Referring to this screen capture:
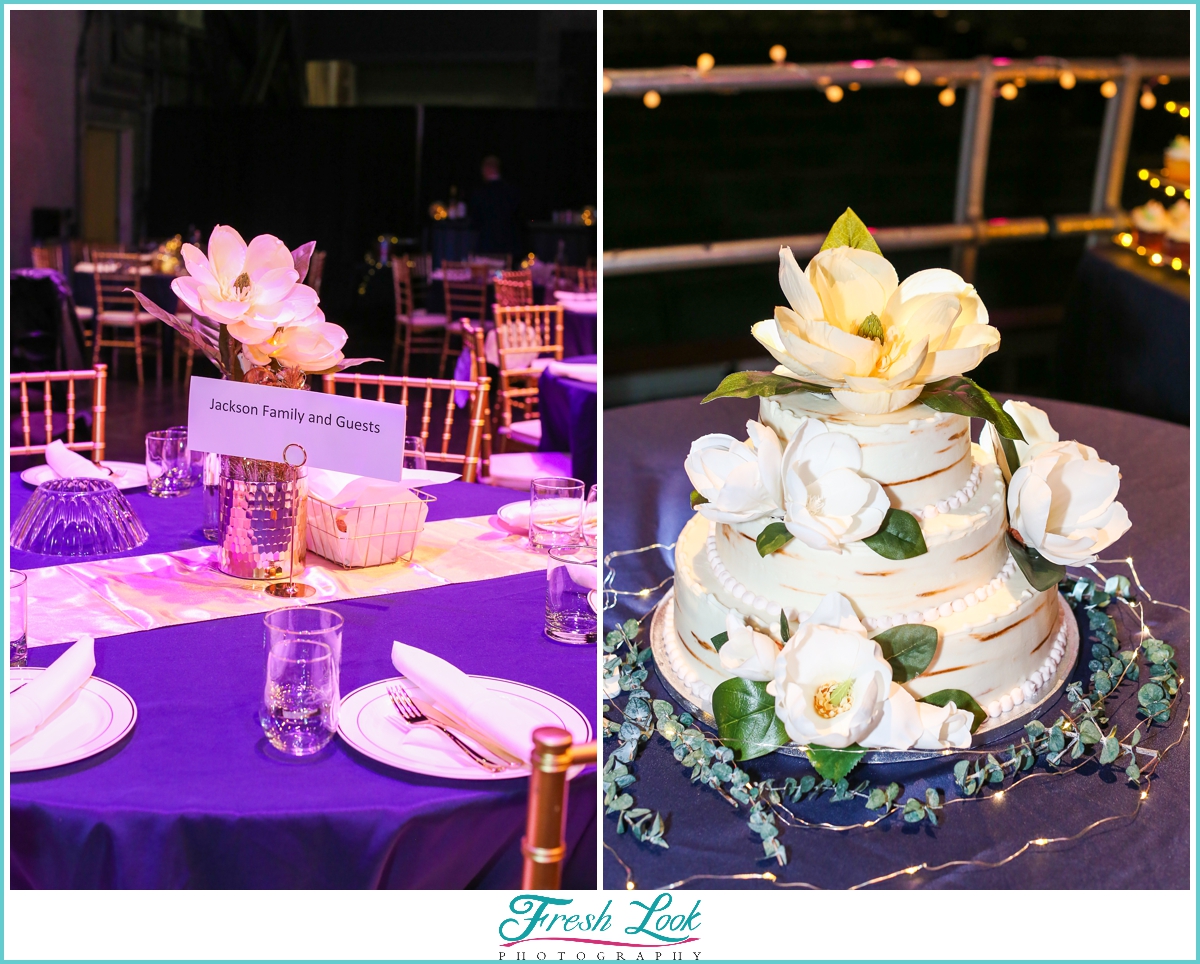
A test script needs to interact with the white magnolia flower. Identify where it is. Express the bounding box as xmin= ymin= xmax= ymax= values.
xmin=979 ymin=399 xmax=1060 ymax=478
xmin=684 ymin=421 xmax=783 ymax=523
xmin=769 ymin=593 xmax=891 ymax=749
xmin=171 ymin=225 xmax=320 ymax=346
xmin=913 ymin=698 xmax=973 ymax=750
xmin=780 ymin=416 xmax=890 ymax=551
xmin=751 ymin=247 xmax=1000 ymax=414
xmin=1008 ymin=440 xmax=1131 ymax=566
xmin=718 ymin=612 xmax=779 ymax=682
xmin=242 ymin=308 xmax=349 ymax=373
xmin=858 ymin=682 xmax=923 ymax=750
